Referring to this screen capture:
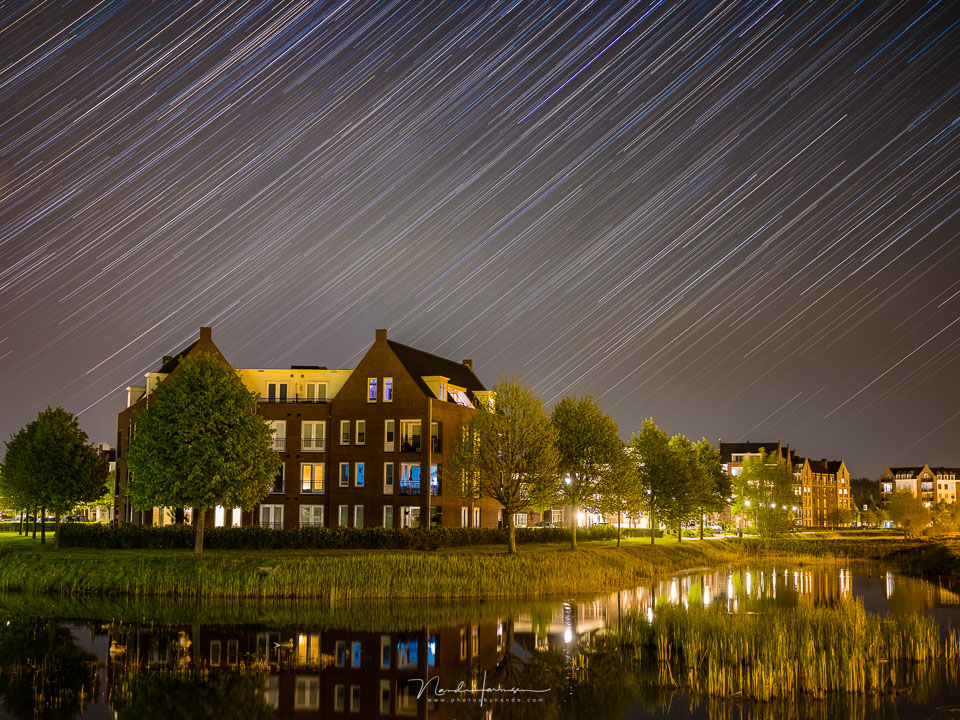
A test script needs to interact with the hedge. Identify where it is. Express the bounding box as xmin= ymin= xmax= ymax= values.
xmin=57 ymin=523 xmax=660 ymax=550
